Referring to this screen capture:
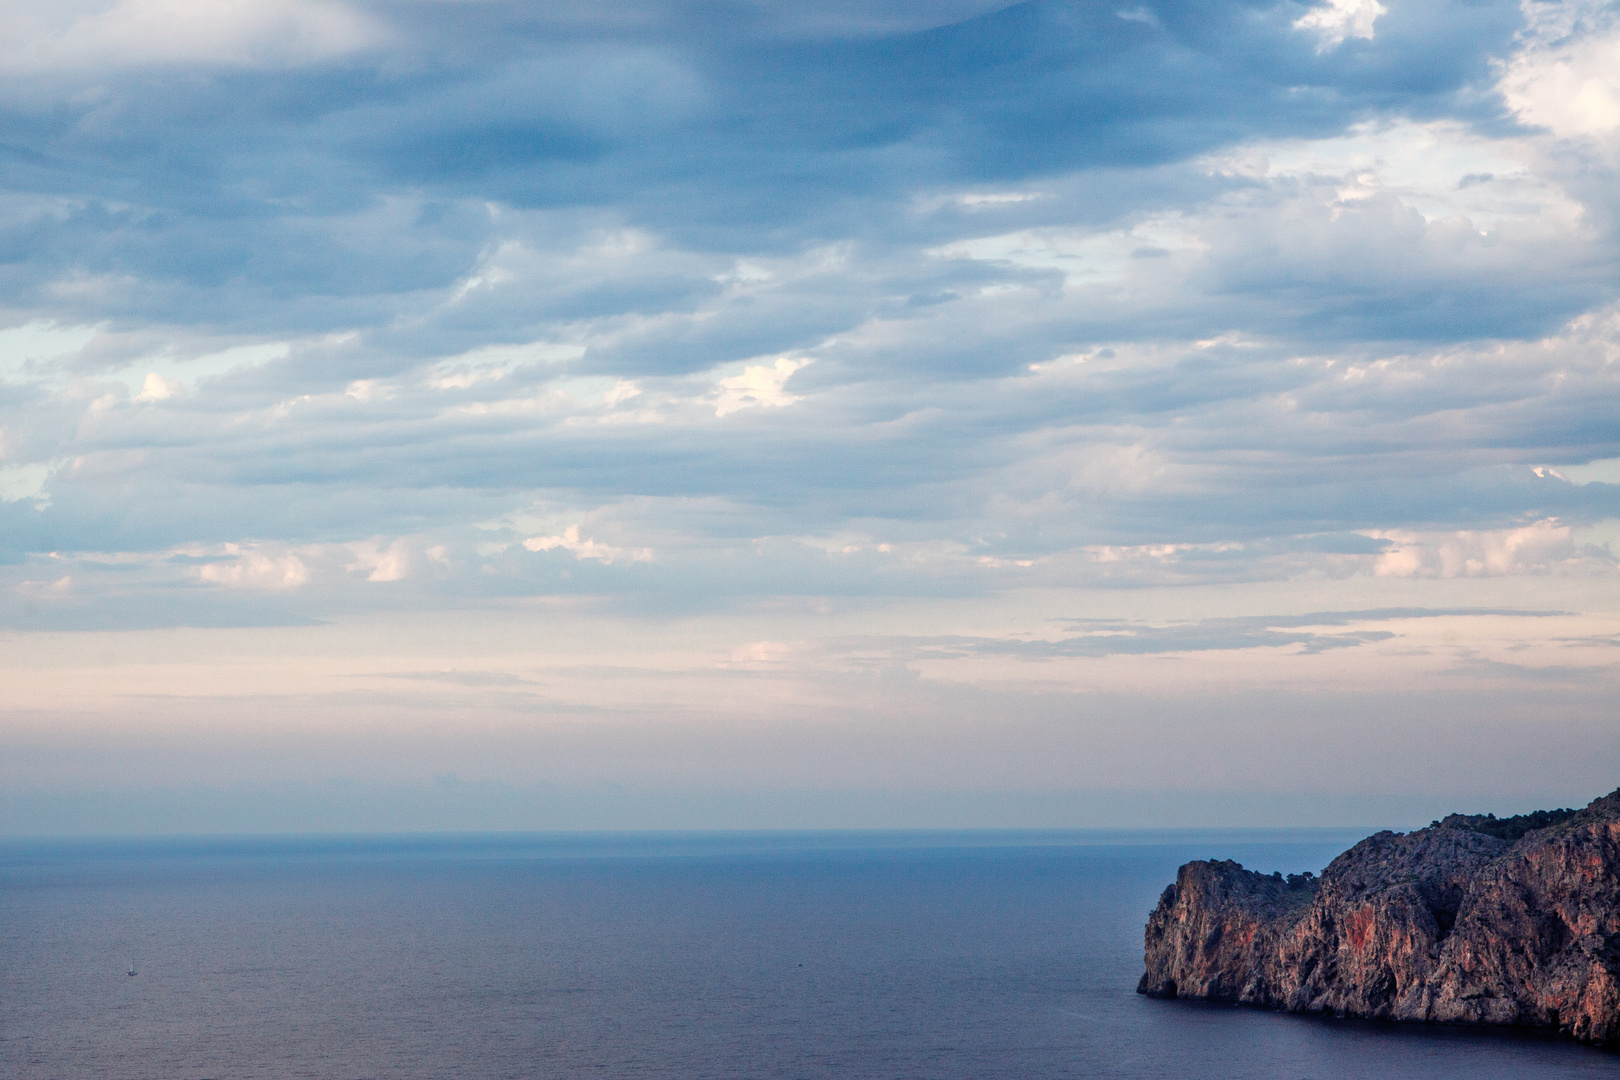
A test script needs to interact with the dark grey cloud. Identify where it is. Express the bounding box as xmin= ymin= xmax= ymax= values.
xmin=0 ymin=0 xmax=1530 ymax=324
